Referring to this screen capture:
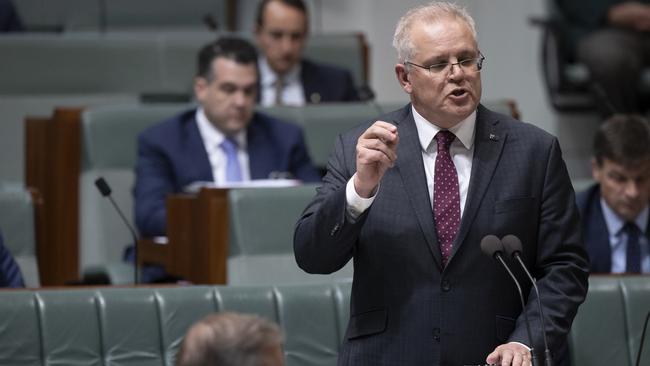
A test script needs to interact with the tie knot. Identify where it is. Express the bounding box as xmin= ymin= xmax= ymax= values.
xmin=624 ymin=222 xmax=641 ymax=236
xmin=435 ymin=130 xmax=456 ymax=152
xmin=220 ymin=137 xmax=238 ymax=154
